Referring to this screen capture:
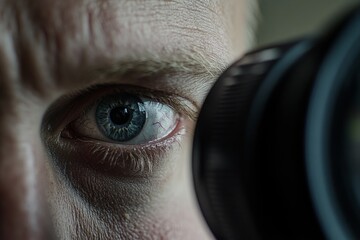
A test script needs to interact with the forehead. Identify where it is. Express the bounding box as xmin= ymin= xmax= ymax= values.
xmin=1 ymin=0 xmax=238 ymax=94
